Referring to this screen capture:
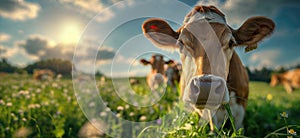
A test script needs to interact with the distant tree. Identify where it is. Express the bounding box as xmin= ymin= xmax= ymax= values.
xmin=246 ymin=66 xmax=273 ymax=82
xmin=245 ymin=66 xmax=252 ymax=76
xmin=292 ymin=64 xmax=300 ymax=69
xmin=273 ymin=66 xmax=286 ymax=74
xmin=0 ymin=58 xmax=18 ymax=73
xmin=95 ymin=70 xmax=103 ymax=77
xmin=24 ymin=58 xmax=72 ymax=76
